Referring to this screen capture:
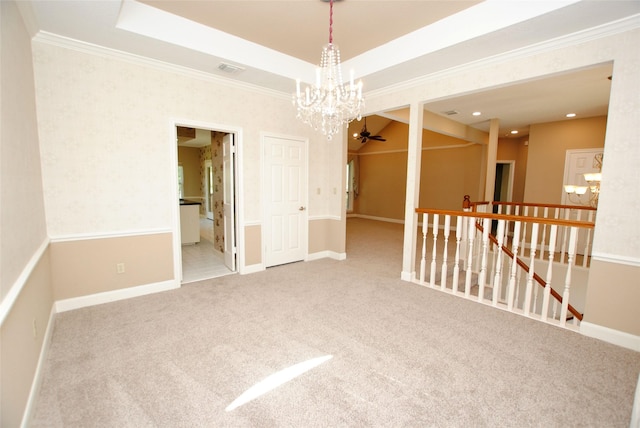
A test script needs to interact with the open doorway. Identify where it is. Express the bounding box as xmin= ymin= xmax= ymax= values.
xmin=494 ymin=161 xmax=514 ymax=204
xmin=175 ymin=125 xmax=238 ymax=283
